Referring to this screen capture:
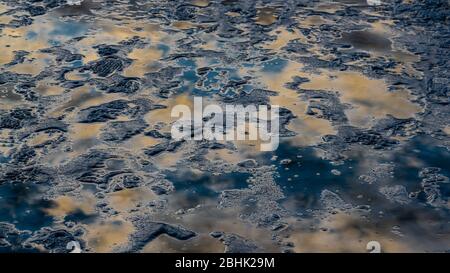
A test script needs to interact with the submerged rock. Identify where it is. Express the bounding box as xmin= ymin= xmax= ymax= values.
xmin=100 ymin=120 xmax=148 ymax=142
xmin=419 ymin=167 xmax=449 ymax=208
xmin=82 ymin=57 xmax=129 ymax=77
xmin=26 ymin=229 xmax=81 ymax=253
xmin=213 ymin=233 xmax=261 ymax=253
xmin=122 ymin=218 xmax=196 ymax=252
xmin=379 ymin=185 xmax=411 ymax=205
